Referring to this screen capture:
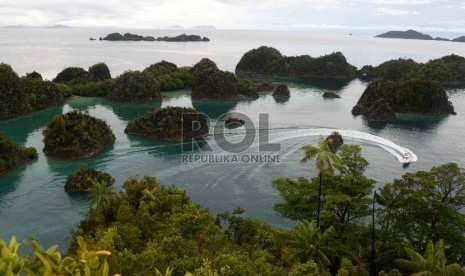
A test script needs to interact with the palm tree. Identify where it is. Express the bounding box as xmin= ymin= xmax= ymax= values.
xmin=396 ymin=240 xmax=465 ymax=276
xmin=88 ymin=180 xmax=113 ymax=211
xmin=301 ymin=135 xmax=343 ymax=227
xmin=290 ymin=220 xmax=341 ymax=272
